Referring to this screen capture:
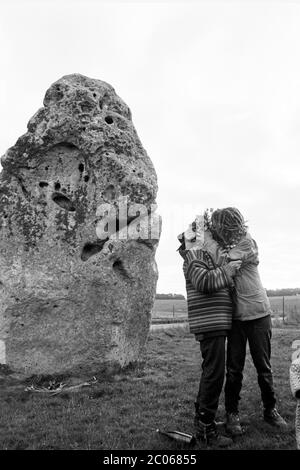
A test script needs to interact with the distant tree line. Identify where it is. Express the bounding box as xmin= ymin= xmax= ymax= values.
xmin=156 ymin=289 xmax=300 ymax=299
xmin=266 ymin=288 xmax=300 ymax=297
xmin=156 ymin=293 xmax=186 ymax=300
